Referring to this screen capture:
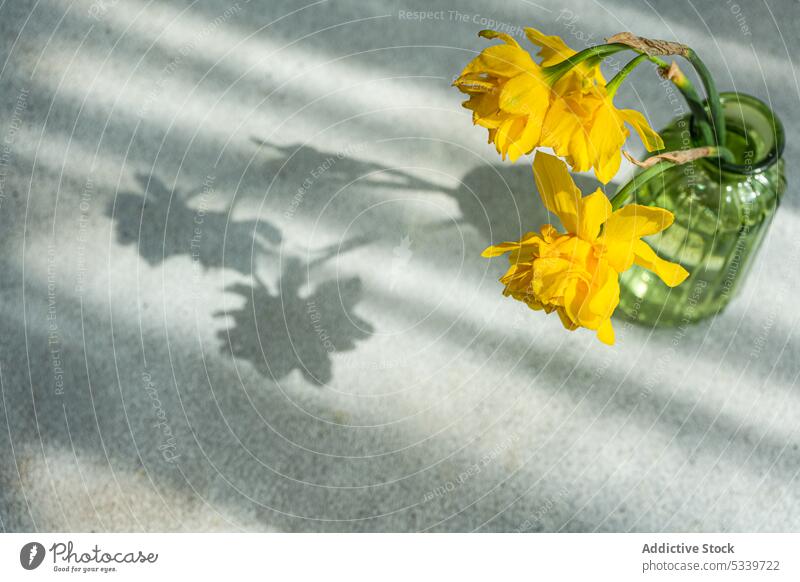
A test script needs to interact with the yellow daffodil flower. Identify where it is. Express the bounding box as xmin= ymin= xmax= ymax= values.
xmin=542 ymin=83 xmax=665 ymax=183
xmin=482 ymin=152 xmax=689 ymax=345
xmin=524 ymin=27 xmax=605 ymax=92
xmin=455 ymin=27 xmax=664 ymax=183
xmin=453 ymin=27 xmax=603 ymax=162
xmin=529 ymin=29 xmax=664 ymax=183
xmin=453 ymin=30 xmax=551 ymax=162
